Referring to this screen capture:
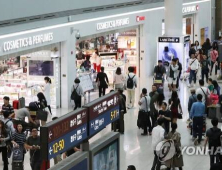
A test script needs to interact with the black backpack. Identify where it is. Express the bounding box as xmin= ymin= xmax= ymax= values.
xmin=71 ymin=85 xmax=81 ymax=102
xmin=127 ymin=74 xmax=135 ymax=89
xmin=208 ymin=128 xmax=221 ymax=148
